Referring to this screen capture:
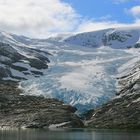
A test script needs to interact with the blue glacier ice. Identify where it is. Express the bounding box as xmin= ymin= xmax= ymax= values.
xmin=20 ymin=43 xmax=137 ymax=113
